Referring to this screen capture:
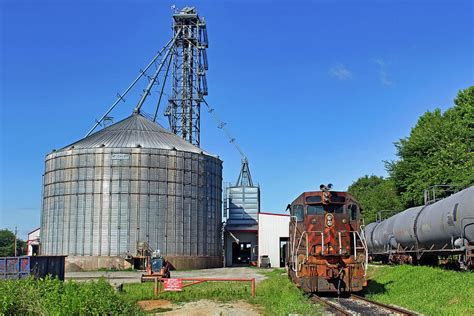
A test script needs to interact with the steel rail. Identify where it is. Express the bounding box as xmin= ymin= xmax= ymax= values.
xmin=311 ymin=295 xmax=352 ymax=316
xmin=350 ymin=294 xmax=416 ymax=315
